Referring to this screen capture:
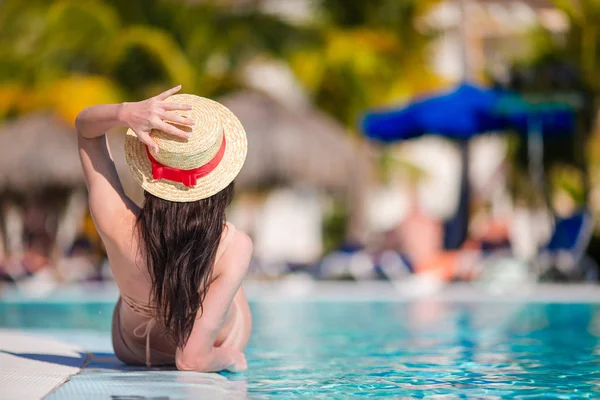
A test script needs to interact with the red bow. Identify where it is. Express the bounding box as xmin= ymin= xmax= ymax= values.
xmin=146 ymin=136 xmax=226 ymax=188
